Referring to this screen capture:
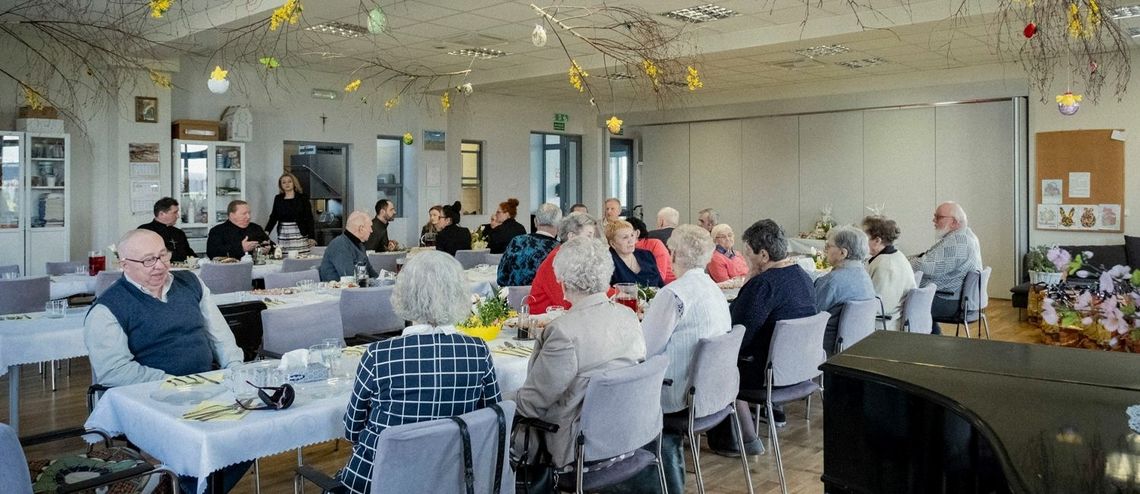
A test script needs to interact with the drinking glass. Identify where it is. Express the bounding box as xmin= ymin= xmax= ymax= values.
xmin=88 ymin=251 xmax=106 ymax=276
xmin=44 ymin=299 xmax=68 ymax=318
xmin=73 ymin=265 xmax=88 ymax=276
xmin=296 ymin=279 xmax=315 ymax=292
xmin=309 ymin=342 xmax=342 ymax=378
xmin=613 ymin=283 xmax=638 ymax=312
xmin=1 ymin=272 xmax=17 ymax=280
